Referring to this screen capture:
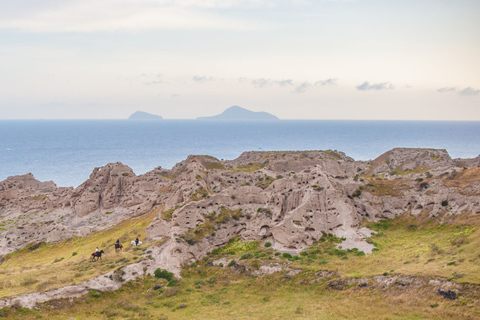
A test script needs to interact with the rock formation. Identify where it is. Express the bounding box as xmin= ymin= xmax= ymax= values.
xmin=1 ymin=148 xmax=479 ymax=273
